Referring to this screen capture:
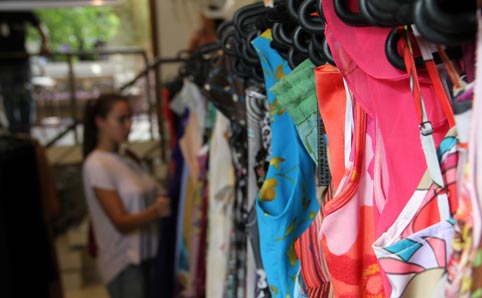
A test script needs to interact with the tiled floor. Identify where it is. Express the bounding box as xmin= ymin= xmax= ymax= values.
xmin=56 ymin=222 xmax=109 ymax=298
